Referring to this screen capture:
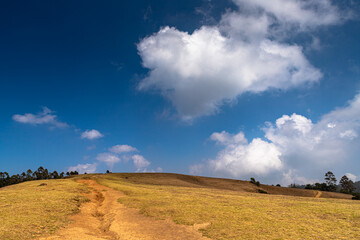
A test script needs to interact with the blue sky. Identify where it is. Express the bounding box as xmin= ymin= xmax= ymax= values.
xmin=1 ymin=0 xmax=360 ymax=185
